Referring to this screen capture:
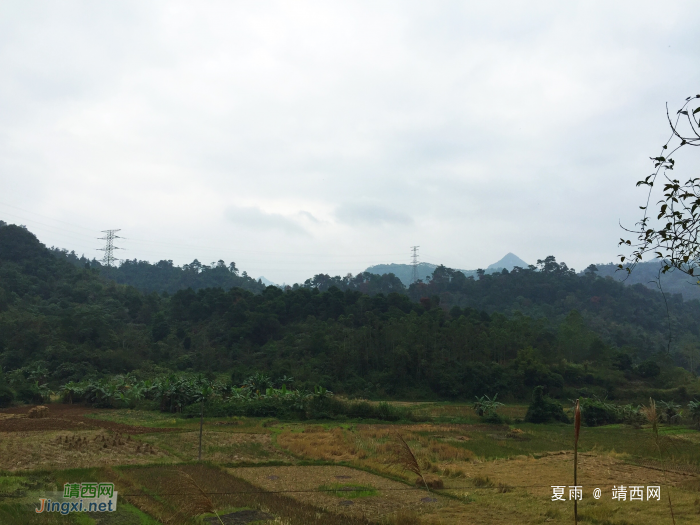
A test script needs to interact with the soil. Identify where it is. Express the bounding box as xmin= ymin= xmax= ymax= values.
xmin=0 ymin=404 xmax=179 ymax=434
